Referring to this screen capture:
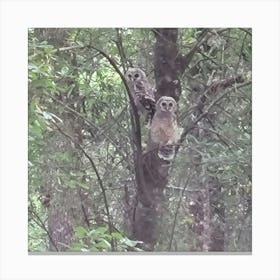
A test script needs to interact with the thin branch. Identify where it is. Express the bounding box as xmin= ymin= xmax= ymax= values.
xmin=235 ymin=33 xmax=248 ymax=74
xmin=57 ymin=43 xmax=141 ymax=151
xmin=78 ymin=188 xmax=90 ymax=228
xmin=205 ymin=117 xmax=232 ymax=150
xmin=196 ymin=50 xmax=219 ymax=65
xmin=177 ymin=29 xmax=210 ymax=74
xmin=50 ymin=96 xmax=127 ymax=160
xmin=168 ymin=177 xmax=191 ymax=250
xmin=84 ymin=46 xmax=154 ymax=210
xmin=53 ymin=122 xmax=115 ymax=251
xmin=86 ymin=45 xmax=142 ymax=151
xmin=114 ymin=28 xmax=129 ymax=72
xmin=239 ymin=28 xmax=252 ymax=36
xmin=176 ymin=80 xmax=251 ymax=154
xmin=29 ymin=200 xmax=59 ymax=251
xmin=58 ymin=43 xmax=147 ymax=214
